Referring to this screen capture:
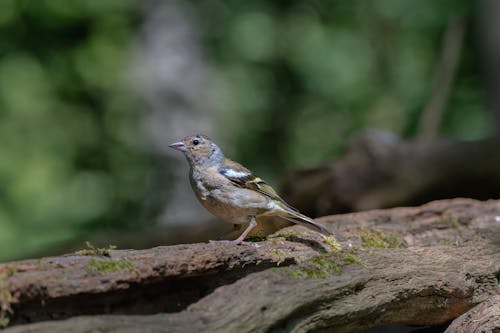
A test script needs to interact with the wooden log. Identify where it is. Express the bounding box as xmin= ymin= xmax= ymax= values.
xmin=1 ymin=198 xmax=499 ymax=332
xmin=444 ymin=296 xmax=500 ymax=333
